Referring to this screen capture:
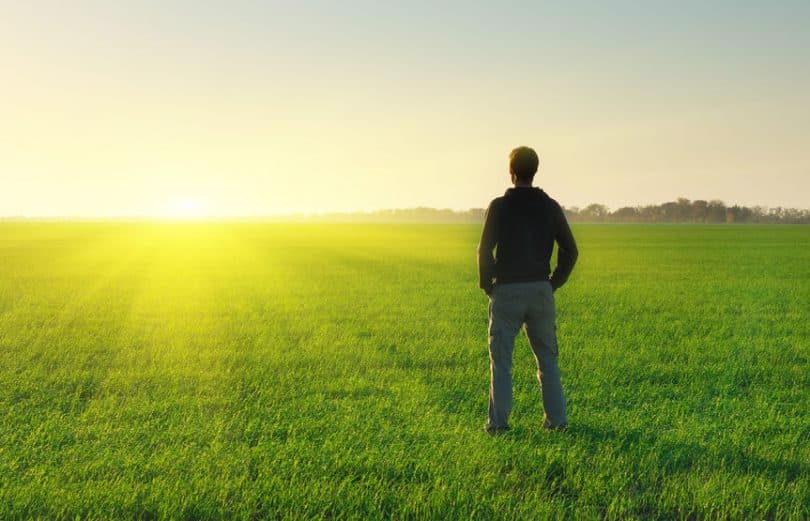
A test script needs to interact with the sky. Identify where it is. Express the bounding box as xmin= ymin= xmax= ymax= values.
xmin=2 ymin=1 xmax=809 ymax=217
